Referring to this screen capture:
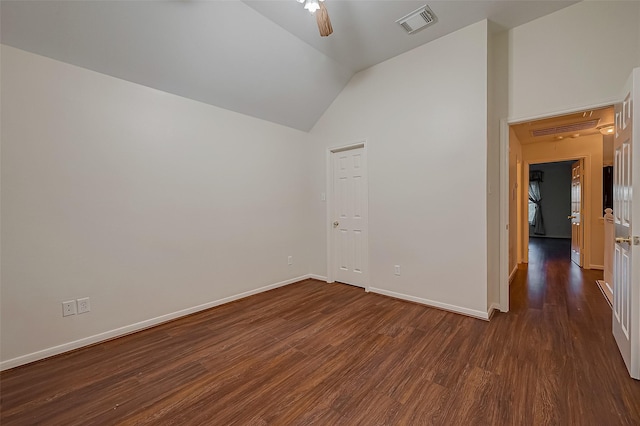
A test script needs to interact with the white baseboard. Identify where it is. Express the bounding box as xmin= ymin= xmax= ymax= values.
xmin=604 ymin=281 xmax=613 ymax=293
xmin=368 ymin=287 xmax=490 ymax=321
xmin=590 ymin=264 xmax=604 ymax=271
xmin=509 ymin=265 xmax=518 ymax=284
xmin=307 ymin=274 xmax=328 ymax=282
xmin=0 ymin=274 xmax=311 ymax=371
xmin=488 ymin=303 xmax=501 ymax=318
